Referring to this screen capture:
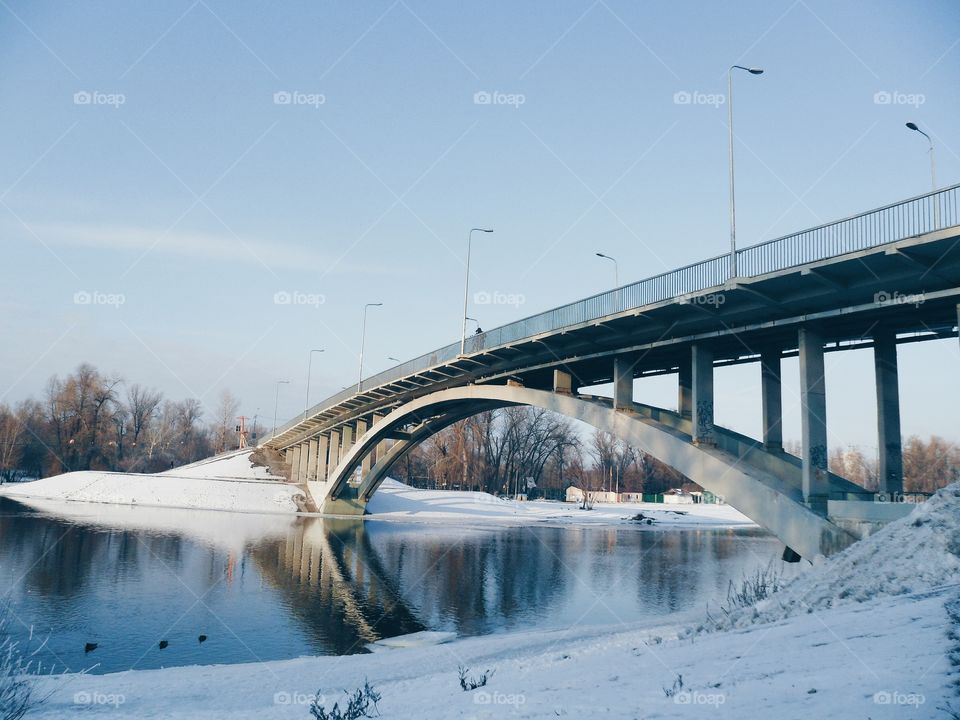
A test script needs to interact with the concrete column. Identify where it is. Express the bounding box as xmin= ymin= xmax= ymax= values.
xmin=340 ymin=425 xmax=354 ymax=459
xmin=613 ymin=357 xmax=633 ymax=411
xmin=760 ymin=348 xmax=783 ymax=451
xmin=368 ymin=414 xmax=385 ymax=467
xmin=874 ymin=329 xmax=903 ymax=494
xmin=290 ymin=445 xmax=302 ymax=481
xmin=307 ymin=438 xmax=319 ymax=481
xmin=357 ymin=419 xmax=373 ymax=473
xmin=799 ymin=327 xmax=829 ymax=511
xmin=317 ymin=434 xmax=330 ymax=480
xmin=328 ymin=429 xmax=341 ymax=472
xmin=298 ymin=442 xmax=310 ymax=483
xmin=678 ymin=349 xmax=693 ymax=419
xmin=691 ymin=344 xmax=714 ymax=445
xmin=553 ymin=369 xmax=573 ymax=394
